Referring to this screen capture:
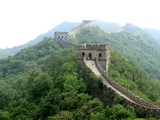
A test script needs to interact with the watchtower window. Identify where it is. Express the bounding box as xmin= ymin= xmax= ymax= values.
xmin=99 ymin=53 xmax=102 ymax=57
xmin=62 ymin=36 xmax=63 ymax=38
xmin=82 ymin=52 xmax=85 ymax=56
xmin=89 ymin=53 xmax=92 ymax=59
